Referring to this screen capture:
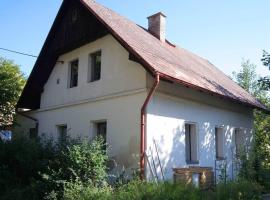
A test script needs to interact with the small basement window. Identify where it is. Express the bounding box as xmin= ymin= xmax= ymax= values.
xmin=57 ymin=124 xmax=67 ymax=141
xmin=215 ymin=127 xmax=225 ymax=160
xmin=89 ymin=51 xmax=101 ymax=82
xmin=185 ymin=123 xmax=198 ymax=164
xmin=69 ymin=59 xmax=79 ymax=88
